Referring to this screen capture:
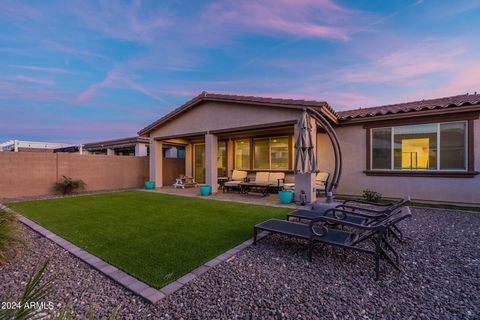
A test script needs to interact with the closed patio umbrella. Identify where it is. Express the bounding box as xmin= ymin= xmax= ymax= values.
xmin=294 ymin=111 xmax=317 ymax=174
